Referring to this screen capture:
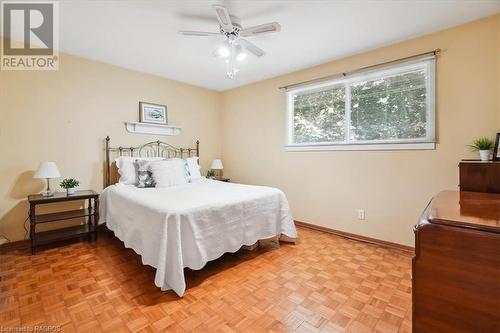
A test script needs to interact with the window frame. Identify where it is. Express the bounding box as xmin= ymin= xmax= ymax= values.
xmin=285 ymin=57 xmax=436 ymax=151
